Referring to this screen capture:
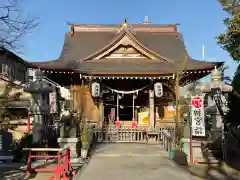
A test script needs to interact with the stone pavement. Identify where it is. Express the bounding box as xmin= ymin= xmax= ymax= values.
xmin=75 ymin=143 xmax=194 ymax=180
xmin=184 ymin=163 xmax=240 ymax=180
xmin=0 ymin=162 xmax=57 ymax=180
